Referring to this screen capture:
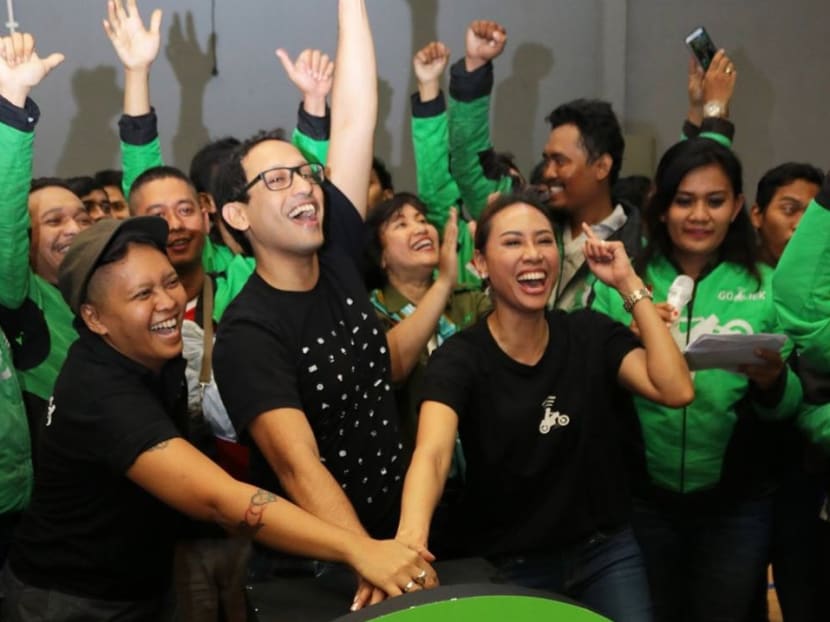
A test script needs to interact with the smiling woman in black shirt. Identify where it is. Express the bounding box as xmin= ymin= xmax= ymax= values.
xmin=395 ymin=191 xmax=694 ymax=622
